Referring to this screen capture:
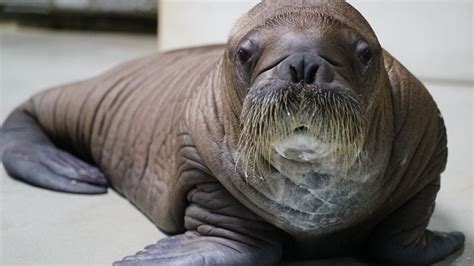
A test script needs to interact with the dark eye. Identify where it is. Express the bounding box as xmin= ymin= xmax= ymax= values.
xmin=356 ymin=41 xmax=372 ymax=65
xmin=238 ymin=47 xmax=252 ymax=63
xmin=359 ymin=48 xmax=372 ymax=65
xmin=237 ymin=39 xmax=254 ymax=64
